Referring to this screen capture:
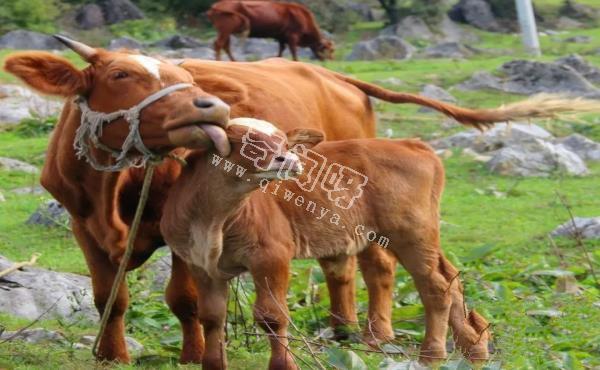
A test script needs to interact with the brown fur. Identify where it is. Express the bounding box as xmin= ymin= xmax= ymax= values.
xmin=160 ymin=125 xmax=491 ymax=368
xmin=207 ymin=1 xmax=334 ymax=61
